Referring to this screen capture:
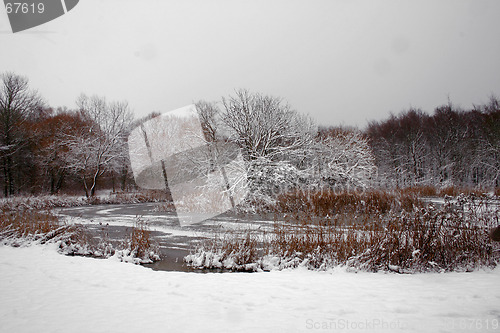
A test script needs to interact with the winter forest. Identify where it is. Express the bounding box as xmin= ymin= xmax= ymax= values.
xmin=3 ymin=0 xmax=500 ymax=329
xmin=2 ymin=73 xmax=500 ymax=333
xmin=1 ymin=71 xmax=499 ymax=199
